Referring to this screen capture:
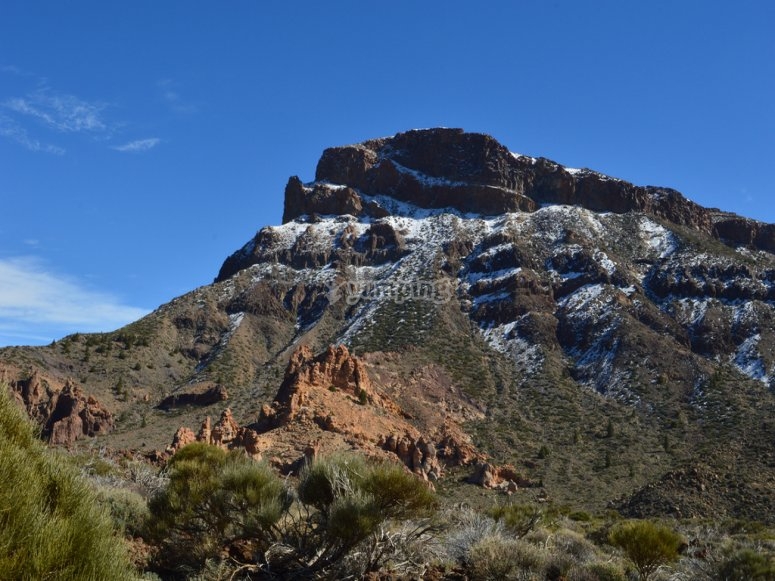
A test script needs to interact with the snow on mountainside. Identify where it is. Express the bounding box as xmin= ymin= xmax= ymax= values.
xmin=218 ymin=127 xmax=775 ymax=394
